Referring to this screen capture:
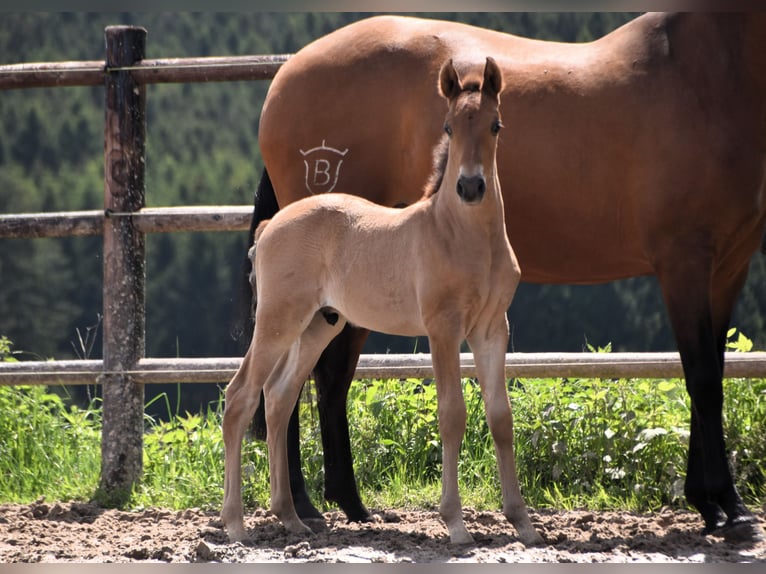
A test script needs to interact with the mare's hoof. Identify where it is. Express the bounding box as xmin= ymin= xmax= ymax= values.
xmin=299 ymin=513 xmax=328 ymax=533
xmin=346 ymin=510 xmax=373 ymax=524
xmin=327 ymin=494 xmax=371 ymax=523
xmin=703 ymin=514 xmax=765 ymax=545
xmin=293 ymin=493 xmax=324 ymax=521
xmin=717 ymin=516 xmax=765 ymax=545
